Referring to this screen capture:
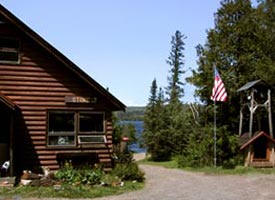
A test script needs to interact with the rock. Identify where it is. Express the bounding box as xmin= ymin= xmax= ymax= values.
xmin=29 ymin=178 xmax=55 ymax=187
xmin=53 ymin=184 xmax=62 ymax=190
xmin=20 ymin=179 xmax=32 ymax=186
xmin=0 ymin=177 xmax=15 ymax=187
xmin=42 ymin=166 xmax=50 ymax=177
xmin=100 ymin=181 xmax=109 ymax=186
xmin=21 ymin=170 xmax=40 ymax=180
